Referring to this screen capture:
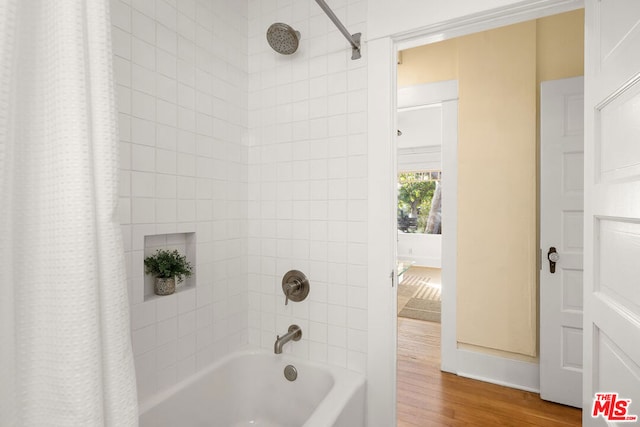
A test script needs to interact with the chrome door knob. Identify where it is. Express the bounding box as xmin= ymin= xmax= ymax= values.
xmin=547 ymin=247 xmax=560 ymax=273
